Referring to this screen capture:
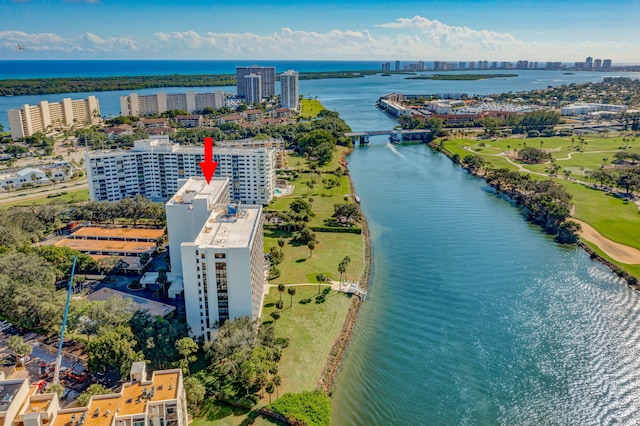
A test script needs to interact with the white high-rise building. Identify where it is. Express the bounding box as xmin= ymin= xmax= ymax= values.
xmin=244 ymin=74 xmax=262 ymax=104
xmin=166 ymin=177 xmax=265 ymax=341
xmin=85 ymin=136 xmax=277 ymax=204
xmin=8 ymin=96 xmax=100 ymax=140
xmin=166 ymin=177 xmax=230 ymax=277
xmin=280 ymin=70 xmax=299 ymax=110
xmin=120 ymin=91 xmax=226 ymax=117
